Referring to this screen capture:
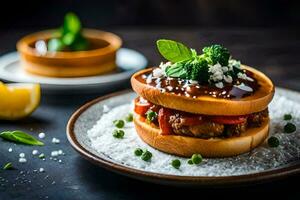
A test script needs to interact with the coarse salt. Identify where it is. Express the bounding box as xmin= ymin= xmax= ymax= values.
xmin=38 ymin=132 xmax=46 ymax=139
